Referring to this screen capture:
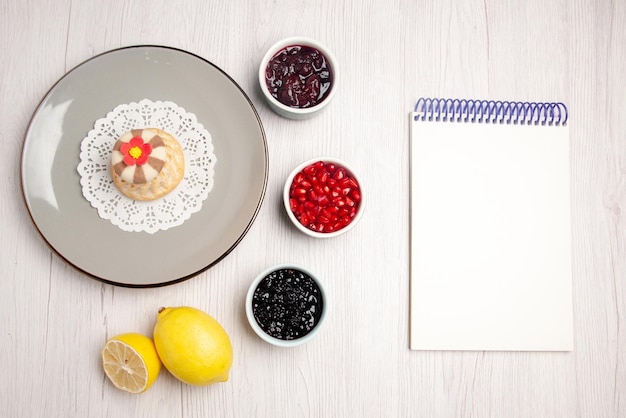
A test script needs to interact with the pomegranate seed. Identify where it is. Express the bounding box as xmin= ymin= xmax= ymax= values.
xmin=333 ymin=168 xmax=346 ymax=180
xmin=338 ymin=178 xmax=351 ymax=188
xmin=288 ymin=161 xmax=361 ymax=233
